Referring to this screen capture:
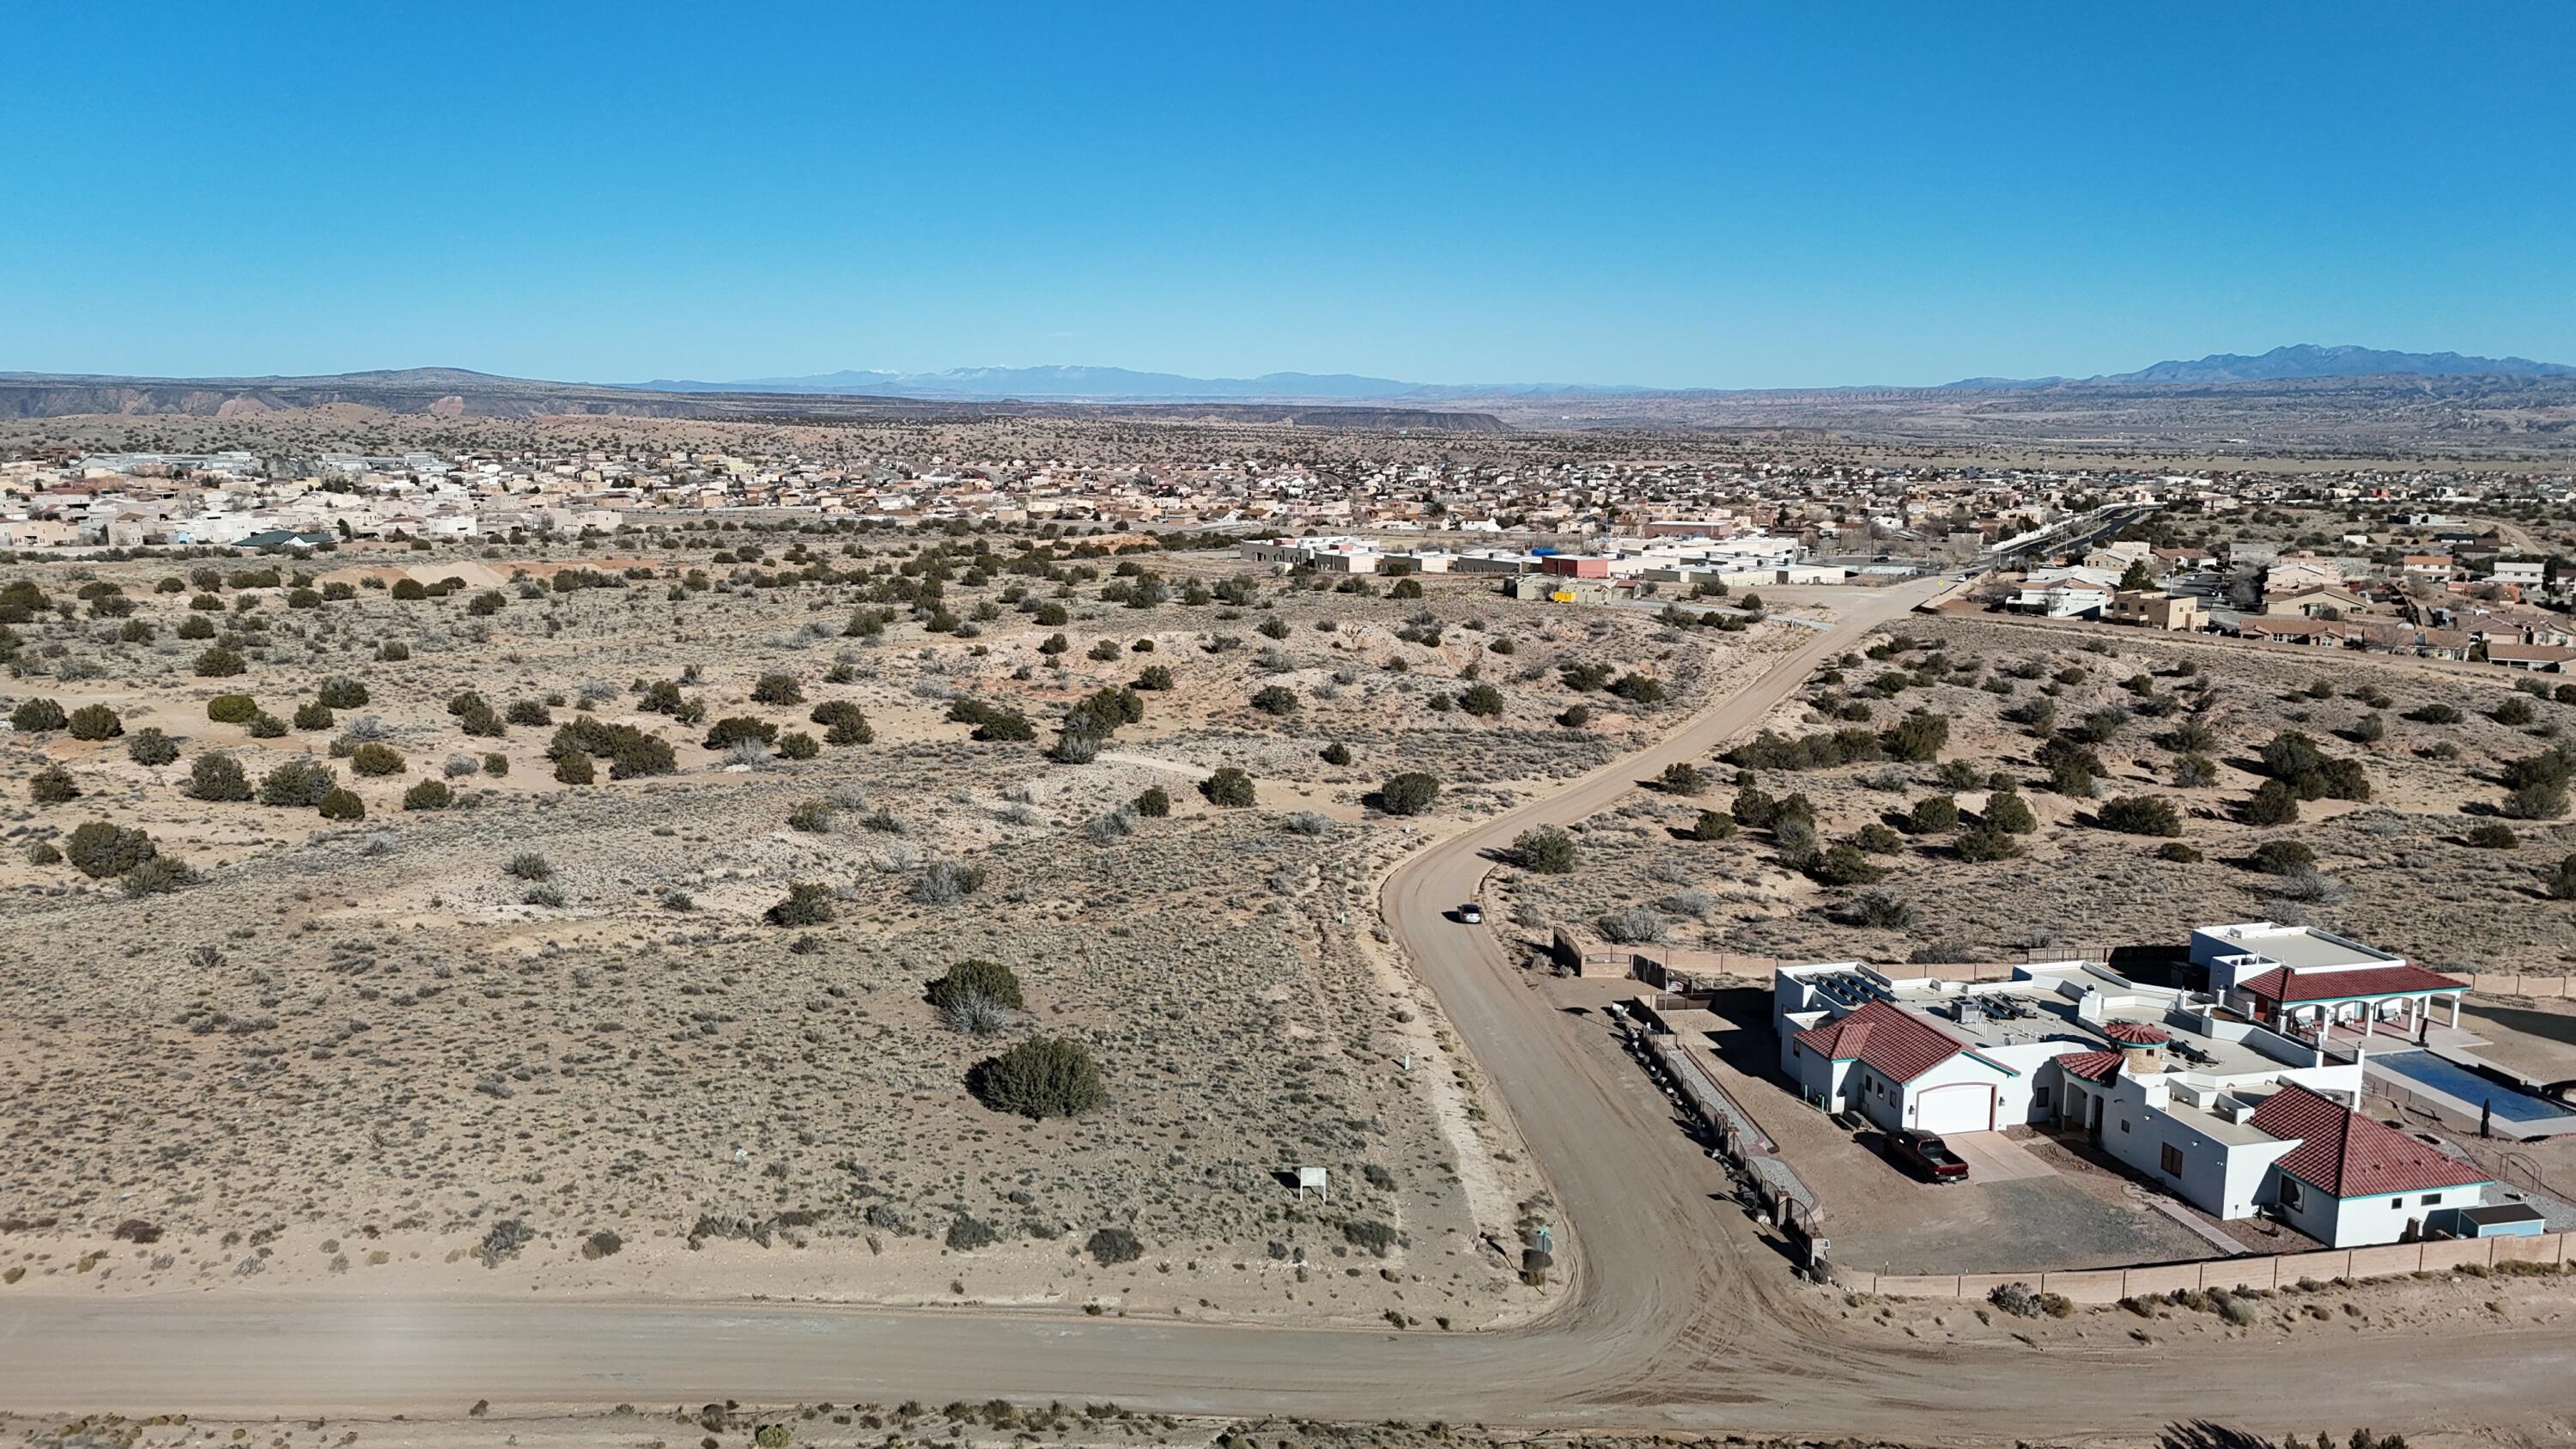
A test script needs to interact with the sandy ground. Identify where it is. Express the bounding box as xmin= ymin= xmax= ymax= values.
xmin=1510 ymin=612 xmax=2576 ymax=972
xmin=2461 ymin=997 xmax=2576 ymax=1084
xmin=0 ymin=541 xmax=1811 ymax=1329
xmin=11 ymin=579 xmax=2576 ymax=1446
xmin=0 ymin=1404 xmax=2545 ymax=1449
